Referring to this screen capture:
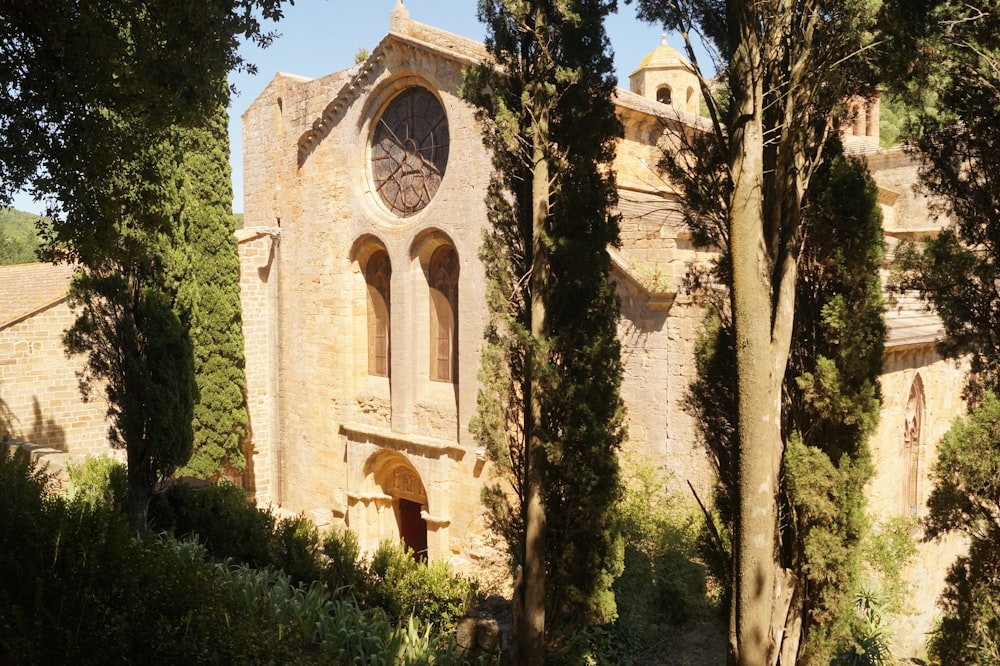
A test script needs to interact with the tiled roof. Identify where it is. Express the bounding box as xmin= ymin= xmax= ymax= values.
xmin=884 ymin=291 xmax=944 ymax=350
xmin=0 ymin=262 xmax=77 ymax=329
